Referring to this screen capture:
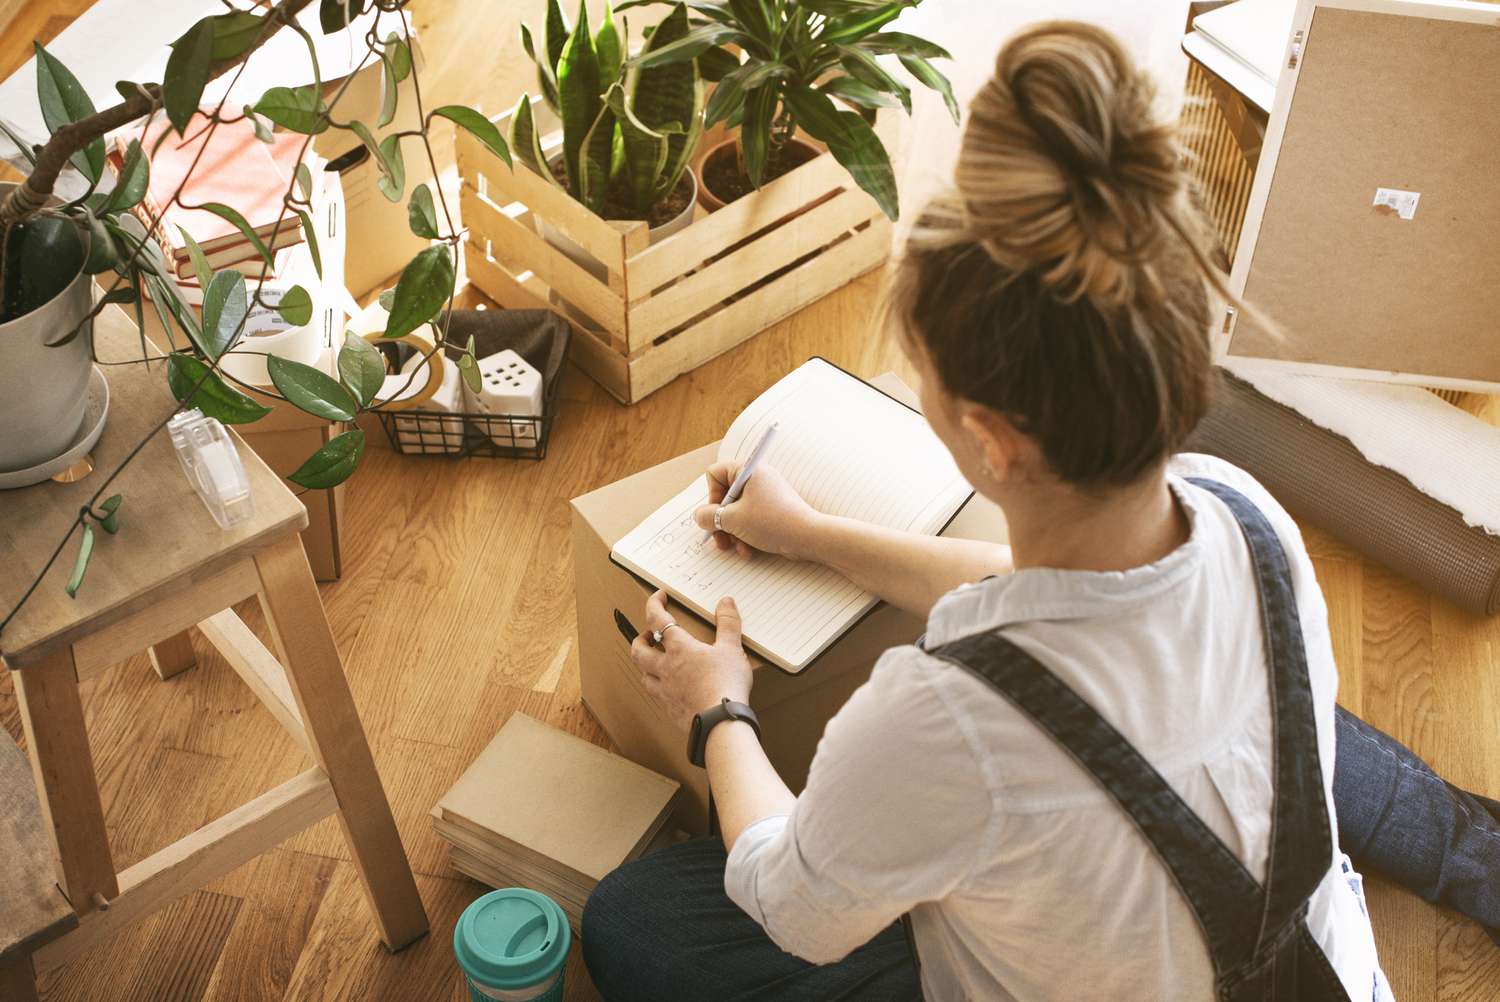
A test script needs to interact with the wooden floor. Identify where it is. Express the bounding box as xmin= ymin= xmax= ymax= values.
xmin=1 ymin=271 xmax=1498 ymax=1000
